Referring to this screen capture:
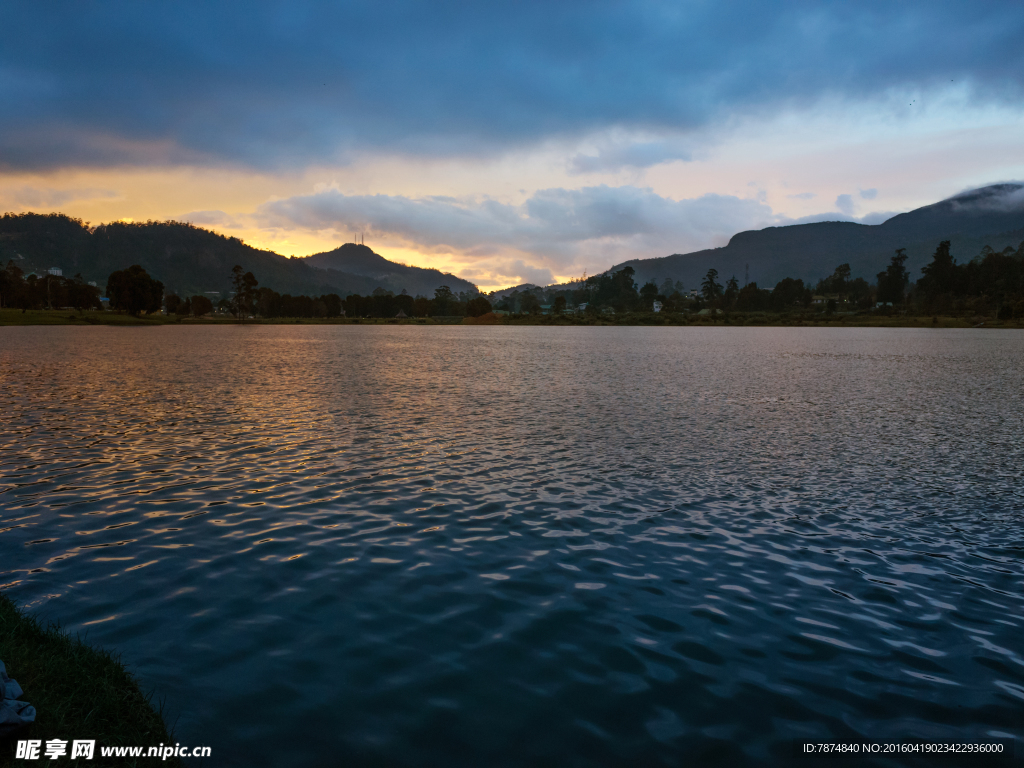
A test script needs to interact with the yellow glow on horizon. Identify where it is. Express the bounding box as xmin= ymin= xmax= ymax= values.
xmin=0 ymin=165 xmax=543 ymax=290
